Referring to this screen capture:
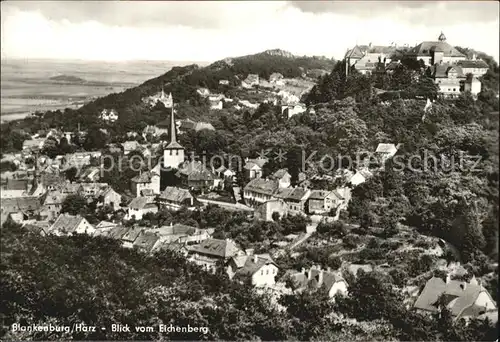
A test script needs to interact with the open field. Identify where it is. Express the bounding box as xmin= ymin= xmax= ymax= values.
xmin=1 ymin=58 xmax=206 ymax=122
